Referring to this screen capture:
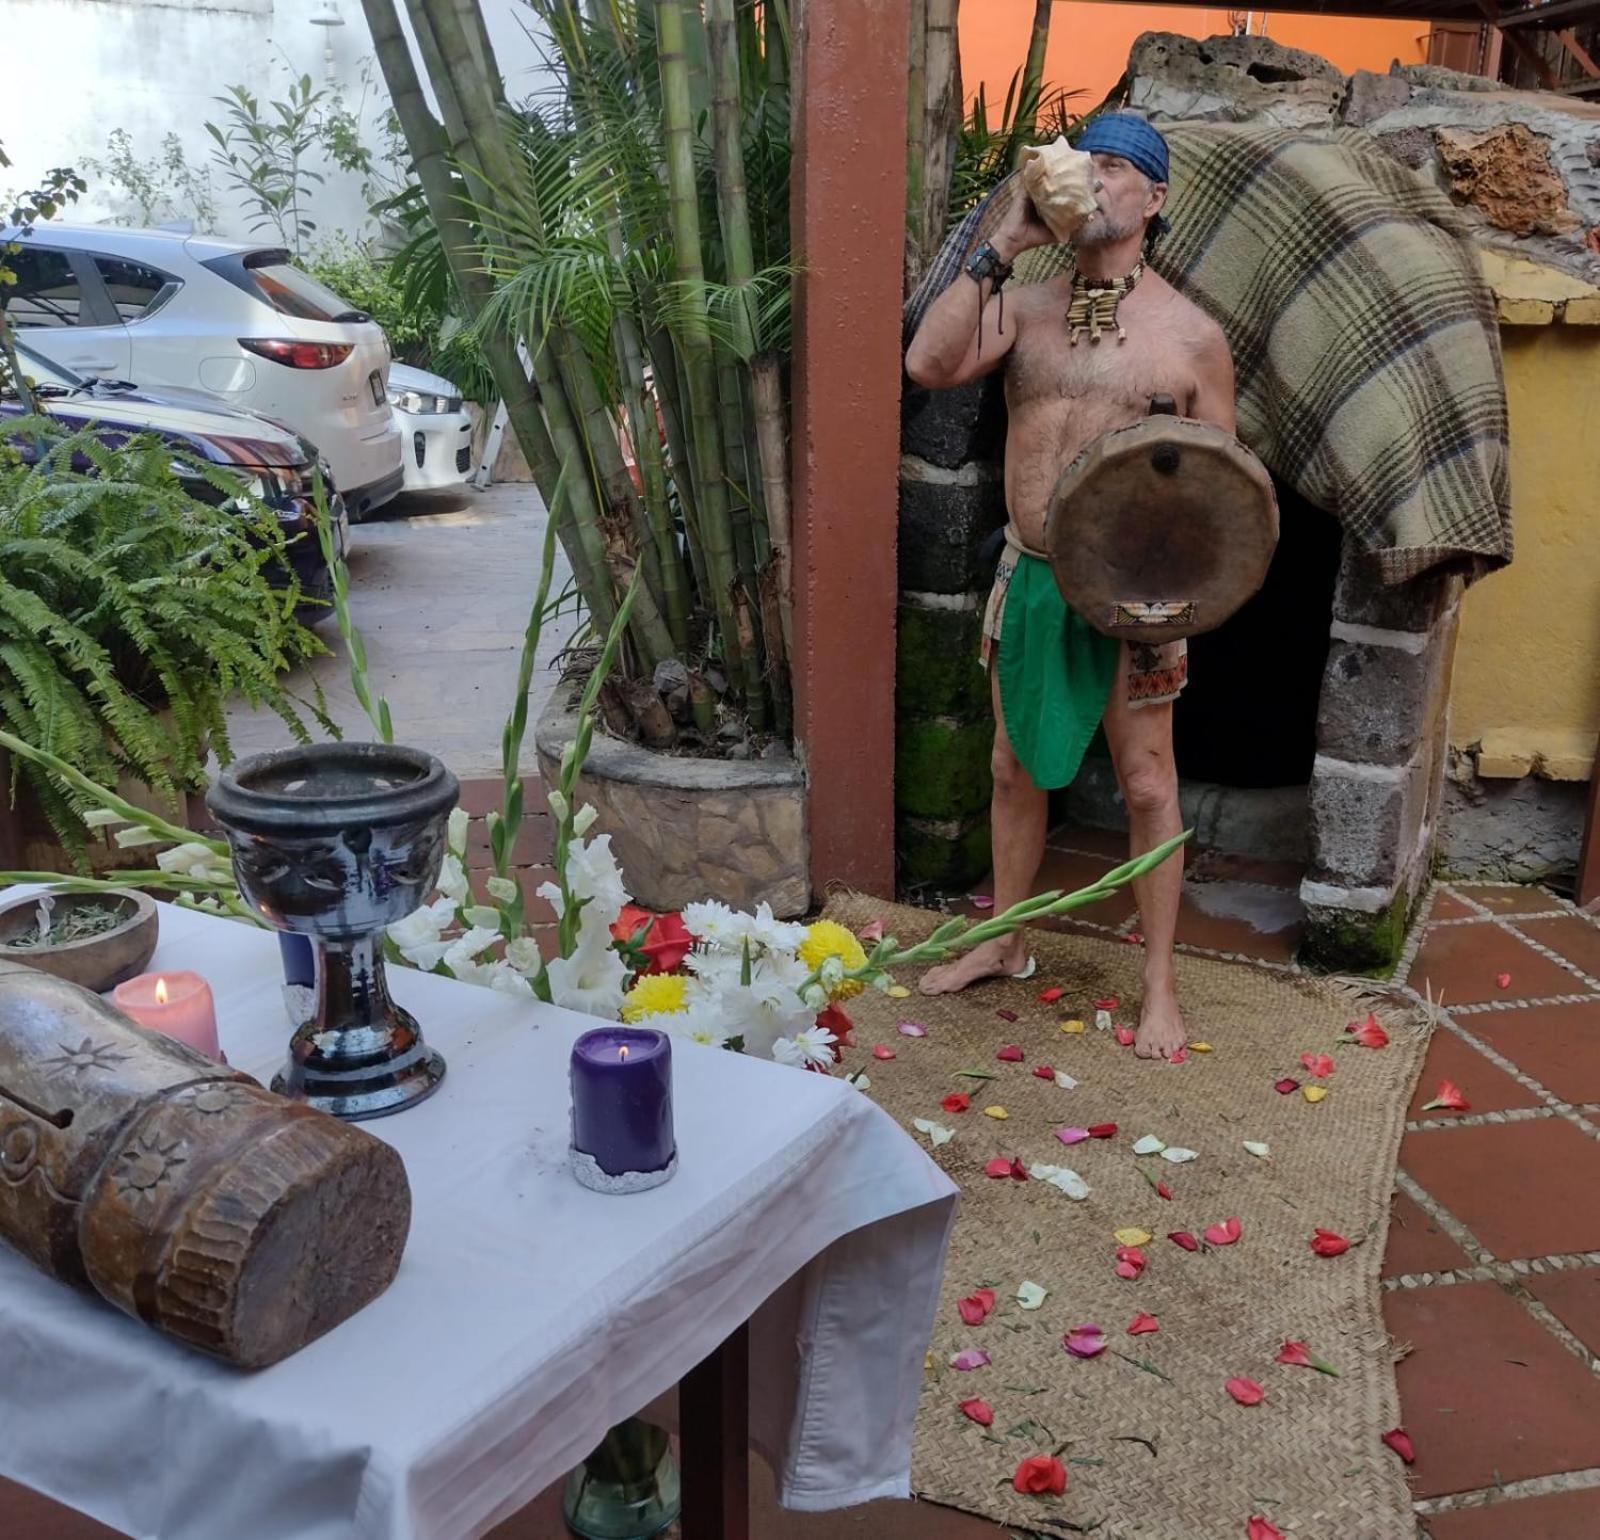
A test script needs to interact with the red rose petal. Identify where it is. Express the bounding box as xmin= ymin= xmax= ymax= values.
xmin=1033 ymin=1065 xmax=1057 ymax=1080
xmin=872 ymin=1045 xmax=896 ymax=1060
xmin=996 ymin=1009 xmax=1019 ymax=1024
xmin=1310 ymin=1228 xmax=1350 ymax=1257
xmin=1247 ymin=1518 xmax=1286 ymax=1540
xmin=1496 ymin=971 xmax=1512 ymax=990
xmin=1114 ymin=1026 xmax=1137 ymax=1047
xmin=1274 ymin=1077 xmax=1300 ymax=1094
xmin=1300 ymin=1052 xmax=1335 ymax=1079
xmin=959 ymin=1397 xmax=994 ymax=1426
xmin=1095 ymin=997 xmax=1120 ymax=1011
xmin=957 ymin=1288 xmax=997 ymax=1325
xmin=1381 ymin=1427 xmax=1416 ymax=1464
xmin=997 ymin=1044 xmax=1025 ymax=1061
xmin=984 ymin=1158 xmax=1012 ymax=1179
xmin=1114 ymin=1245 xmax=1147 ymax=1280
xmin=1012 ymin=1454 xmax=1068 ymax=1496
xmin=1039 ymin=986 xmax=1066 ymax=1004
xmin=1169 ymin=1231 xmax=1199 ymax=1251
xmin=941 ymin=1092 xmax=971 ymax=1113
xmin=1203 ymin=1216 xmax=1243 ymax=1246
xmin=1170 ymin=1047 xmax=1188 ymax=1064
xmin=1225 ymin=1376 xmax=1265 ymax=1406
xmin=1009 ymin=1156 xmax=1030 ymax=1181
xmin=1127 ymin=1311 xmax=1160 ymax=1335
xmin=1088 ymin=1122 xmax=1118 ymax=1138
